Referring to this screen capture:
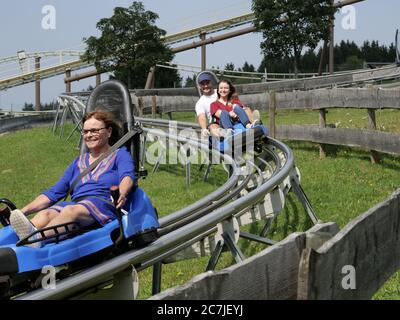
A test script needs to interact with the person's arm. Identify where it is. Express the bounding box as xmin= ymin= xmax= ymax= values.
xmin=116 ymin=148 xmax=135 ymax=209
xmin=195 ymin=99 xmax=210 ymax=136
xmin=21 ymin=194 xmax=53 ymax=215
xmin=117 ymin=176 xmax=134 ymax=209
xmin=230 ymin=97 xmax=243 ymax=118
xmin=210 ymin=101 xmax=222 ymax=119
xmin=197 ymin=113 xmax=208 ymax=130
xmin=214 ymin=109 xmax=222 ymax=118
